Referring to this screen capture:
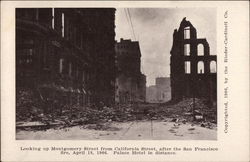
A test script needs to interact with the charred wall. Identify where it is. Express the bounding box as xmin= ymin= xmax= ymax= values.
xmin=16 ymin=8 xmax=116 ymax=110
xmin=170 ymin=18 xmax=217 ymax=102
